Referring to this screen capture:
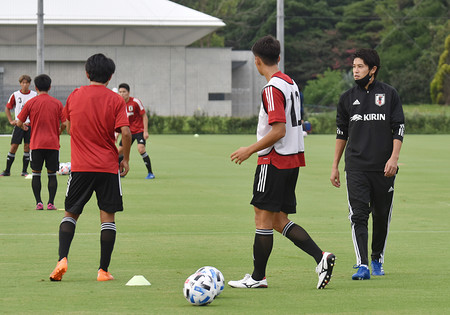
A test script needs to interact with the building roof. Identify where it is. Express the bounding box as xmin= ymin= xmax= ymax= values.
xmin=0 ymin=0 xmax=225 ymax=46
